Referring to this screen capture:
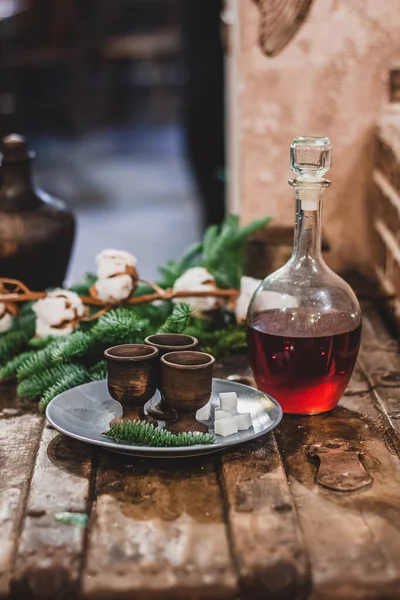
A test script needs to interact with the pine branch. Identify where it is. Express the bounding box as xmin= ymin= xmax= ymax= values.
xmin=29 ymin=336 xmax=60 ymax=349
xmin=89 ymin=360 xmax=107 ymax=381
xmin=0 ymin=330 xmax=31 ymax=363
xmin=205 ymin=215 xmax=271 ymax=289
xmin=158 ymin=242 xmax=203 ymax=287
xmin=202 ymin=224 xmax=219 ymax=263
xmin=0 ymin=306 xmax=35 ymax=363
xmin=157 ymin=303 xmax=193 ymax=334
xmin=235 ymin=216 xmax=271 ymax=242
xmin=184 ymin=322 xmax=247 ymax=358
xmin=15 ymin=331 xmax=90 ymax=380
xmin=16 ymin=339 xmax=63 ymax=379
xmin=90 ymin=308 xmax=149 ymax=345
xmin=0 ymin=351 xmax=34 ymax=381
xmin=105 ymin=419 xmax=214 ymax=447
xmin=18 ymin=363 xmax=88 ymax=399
xmin=50 ymin=331 xmax=92 ymax=363
xmin=39 ymin=368 xmax=91 ymax=413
